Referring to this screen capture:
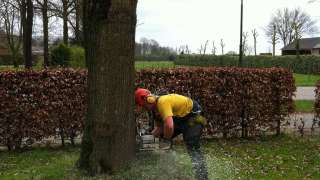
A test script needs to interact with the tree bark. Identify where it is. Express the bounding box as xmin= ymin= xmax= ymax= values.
xmin=42 ymin=0 xmax=49 ymax=67
xmin=62 ymin=0 xmax=69 ymax=45
xmin=78 ymin=0 xmax=137 ymax=175
xmin=75 ymin=0 xmax=82 ymax=45
xmin=23 ymin=0 xmax=33 ymax=68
